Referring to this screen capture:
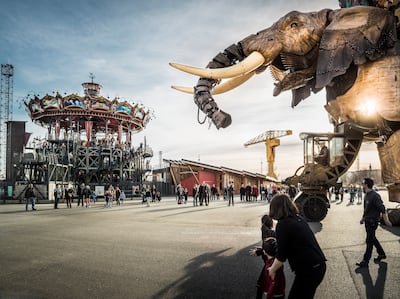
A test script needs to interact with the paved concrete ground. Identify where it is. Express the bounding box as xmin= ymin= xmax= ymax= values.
xmin=0 ymin=193 xmax=399 ymax=299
